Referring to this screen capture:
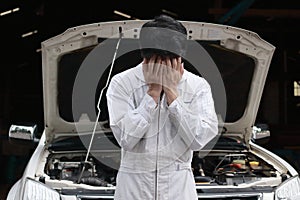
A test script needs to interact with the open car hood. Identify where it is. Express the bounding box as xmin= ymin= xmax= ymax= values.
xmin=41 ymin=20 xmax=275 ymax=145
